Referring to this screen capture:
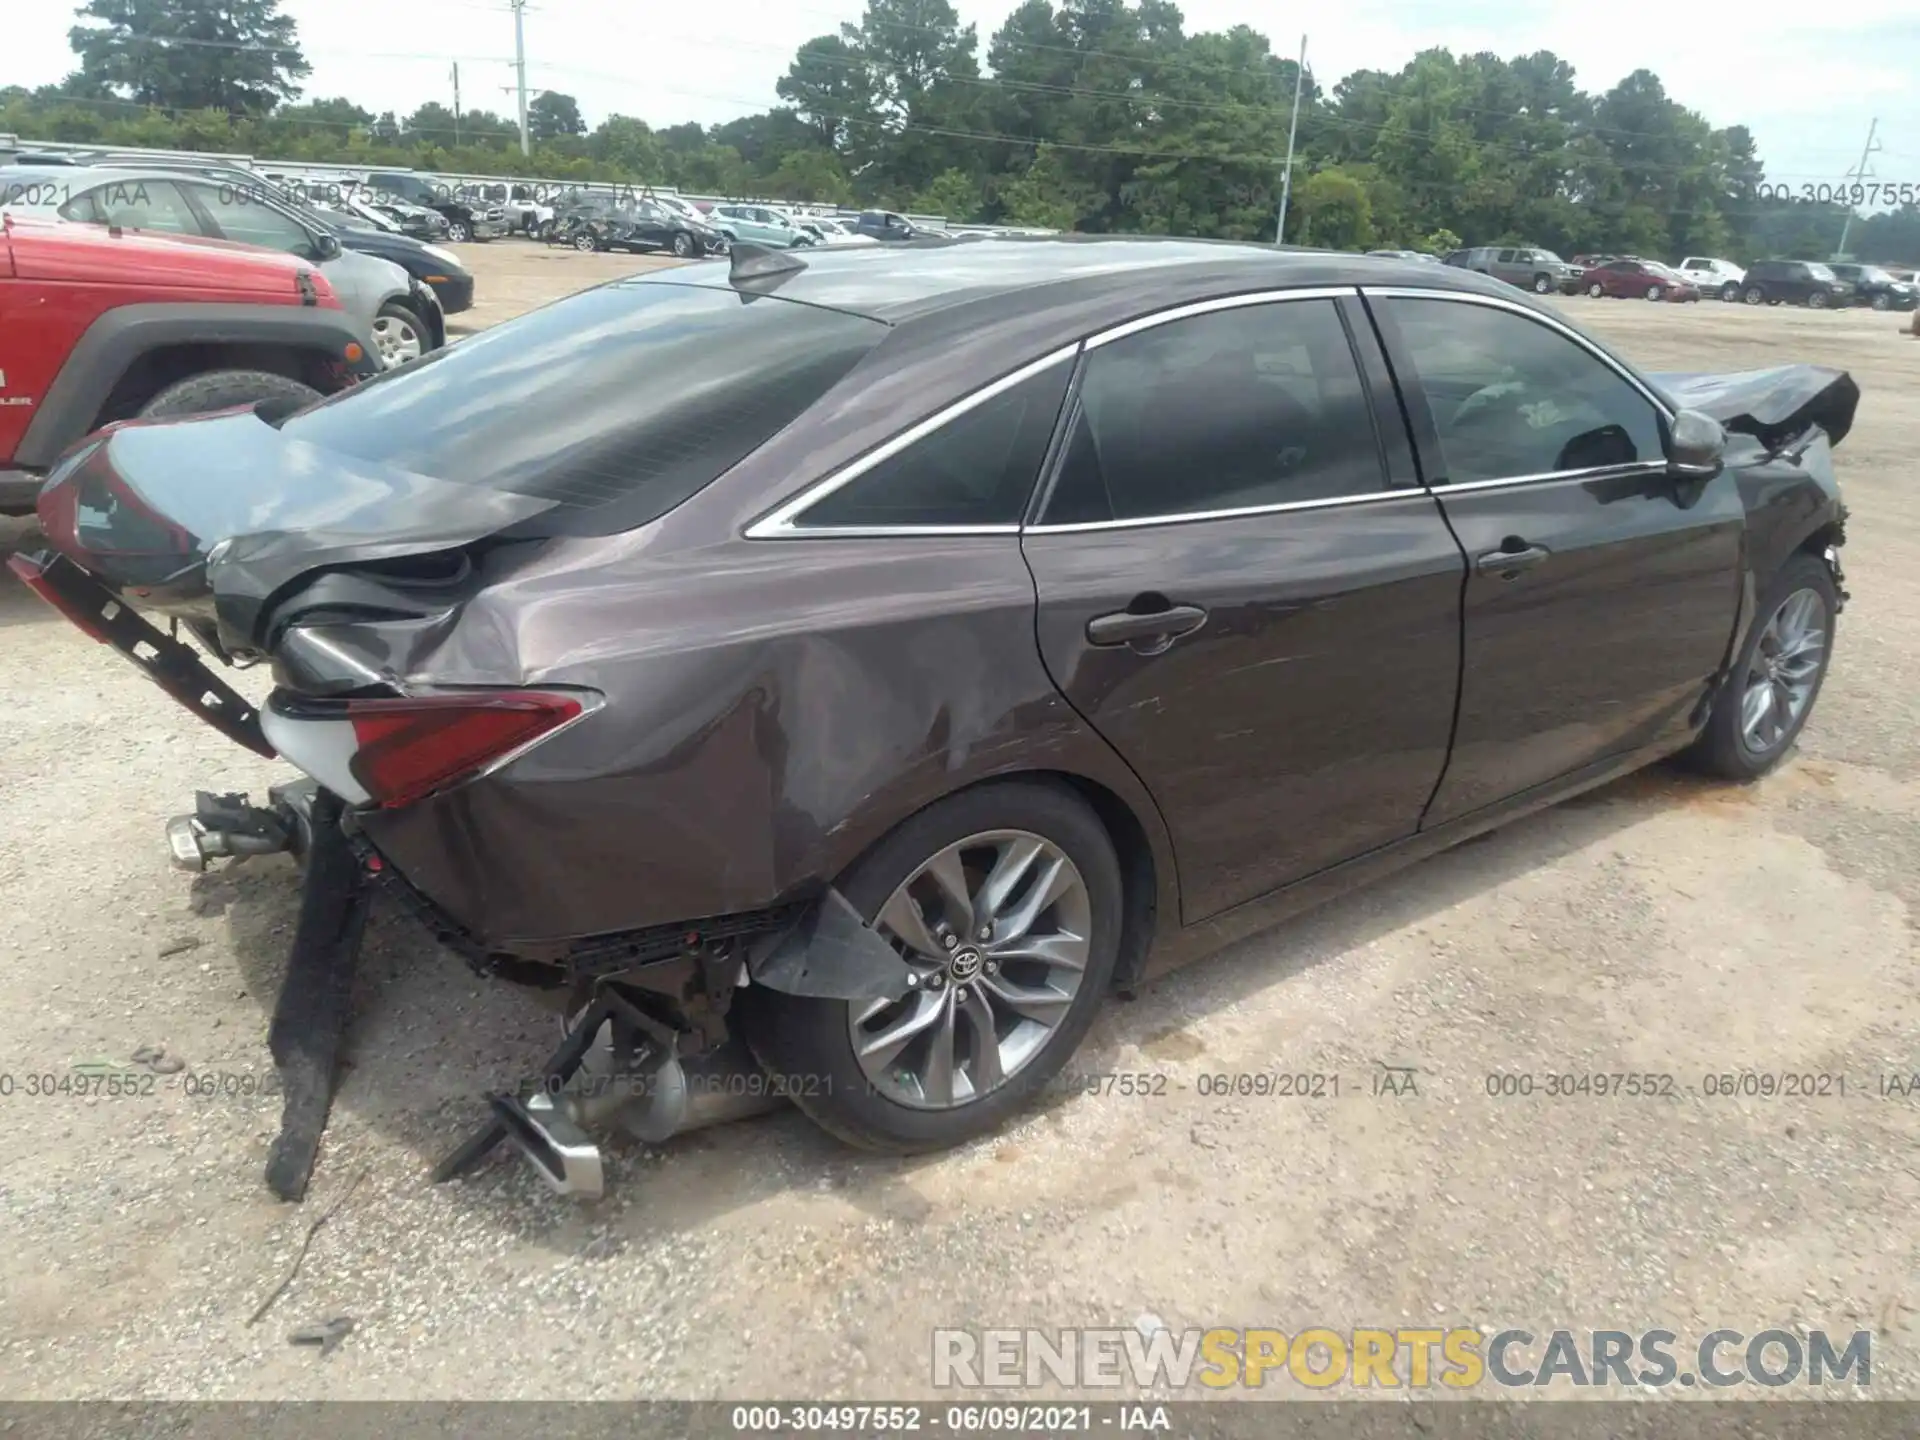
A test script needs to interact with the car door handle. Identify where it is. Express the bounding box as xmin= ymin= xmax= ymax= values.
xmin=1475 ymin=543 xmax=1551 ymax=578
xmin=1086 ymin=603 xmax=1209 ymax=648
